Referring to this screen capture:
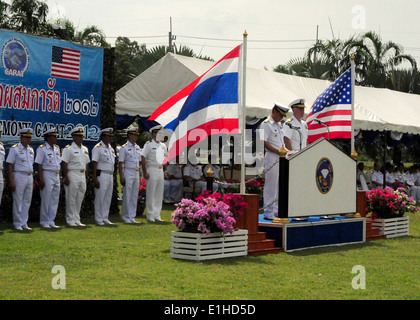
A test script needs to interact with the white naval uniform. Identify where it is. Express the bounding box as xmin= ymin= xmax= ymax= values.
xmin=183 ymin=164 xmax=204 ymax=189
xmin=92 ymin=141 xmax=116 ymax=224
xmin=119 ymin=141 xmax=141 ymax=222
xmin=61 ymin=142 xmax=90 ymax=225
xmin=142 ymin=139 xmax=167 ymax=221
xmin=371 ymin=170 xmax=384 ymax=189
xmin=164 ymin=164 xmax=184 ymax=202
xmin=283 ymin=116 xmax=308 ymax=151
xmin=0 ymin=142 xmax=5 ymax=206
xmin=35 ymin=143 xmax=61 ymax=227
xmin=260 ymin=116 xmax=284 ymax=219
xmin=6 ymin=143 xmax=35 ymax=228
xmin=404 ymin=172 xmax=420 ymax=201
